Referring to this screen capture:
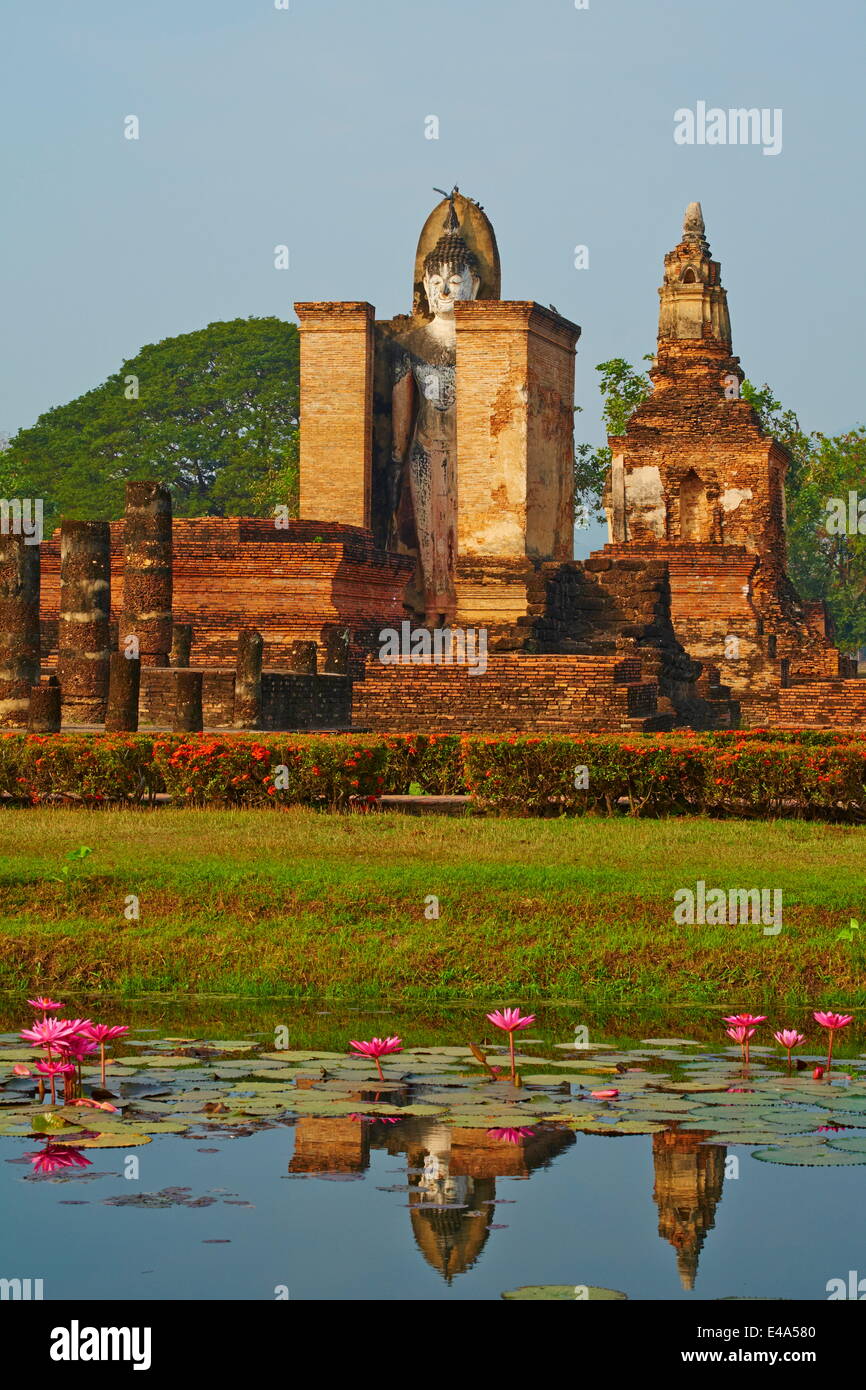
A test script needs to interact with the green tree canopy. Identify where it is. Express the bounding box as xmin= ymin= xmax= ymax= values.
xmin=0 ymin=317 xmax=299 ymax=535
xmin=743 ymin=381 xmax=866 ymax=653
xmin=574 ymin=358 xmax=652 ymax=526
